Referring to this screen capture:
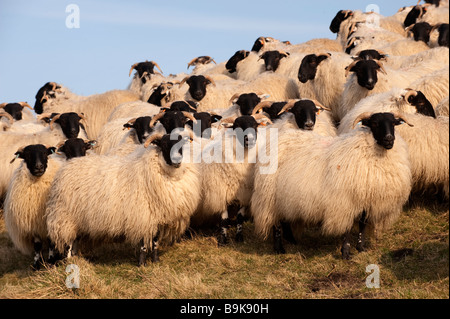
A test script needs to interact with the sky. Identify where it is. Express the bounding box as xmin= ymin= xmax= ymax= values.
xmin=0 ymin=0 xmax=411 ymax=107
